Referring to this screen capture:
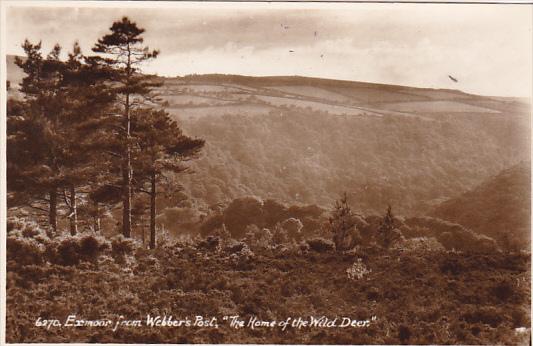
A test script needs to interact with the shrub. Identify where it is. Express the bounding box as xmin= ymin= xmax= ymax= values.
xmin=55 ymin=237 xmax=82 ymax=266
xmin=6 ymin=218 xmax=25 ymax=234
xmin=228 ymin=243 xmax=255 ymax=270
xmin=6 ymin=217 xmax=44 ymax=238
xmin=200 ymin=213 xmax=224 ymax=237
xmin=263 ymin=199 xmax=289 ymax=228
xmin=40 ymin=234 xmax=111 ymax=266
xmin=197 ymin=236 xmax=221 ymax=252
xmin=392 ymin=237 xmax=445 ymax=253
xmin=79 ymin=235 xmax=110 ymax=262
xmin=440 ymin=257 xmax=464 ymax=275
xmin=6 ymin=236 xmax=44 ymax=265
xmin=224 ymin=240 xmax=247 ymax=254
xmin=243 ymin=225 xmax=272 ymax=251
xmin=491 ymin=278 xmax=517 ymax=303
xmin=223 ymin=196 xmax=264 ymax=238
xmin=6 ymin=218 xmax=50 ymax=243
xmin=378 ymin=205 xmax=396 ymax=249
xmin=211 ymin=224 xmax=231 ymax=240
xmin=398 ymin=325 xmax=412 ymax=344
xmin=461 ymin=306 xmax=503 ymax=327
xmin=328 ymin=193 xmax=362 ymax=251
xmin=346 ymin=258 xmax=372 ymax=280
xmin=111 ymin=235 xmax=137 ymax=262
xmin=306 ymin=237 xmax=335 ymax=253
xmin=280 ymin=218 xmax=303 ymax=241
xmin=298 ymin=241 xmax=310 ymax=255
xmin=271 ymin=224 xmax=289 ymax=245
xmin=406 ymin=217 xmax=499 ymax=253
